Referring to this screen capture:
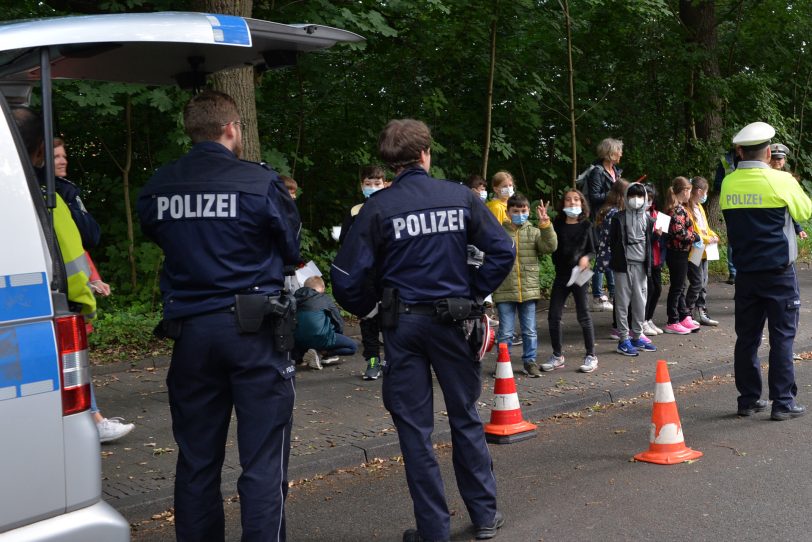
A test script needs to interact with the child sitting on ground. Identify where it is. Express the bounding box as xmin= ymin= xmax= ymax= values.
xmin=294 ymin=276 xmax=358 ymax=370
xmin=493 ymin=193 xmax=558 ymax=377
